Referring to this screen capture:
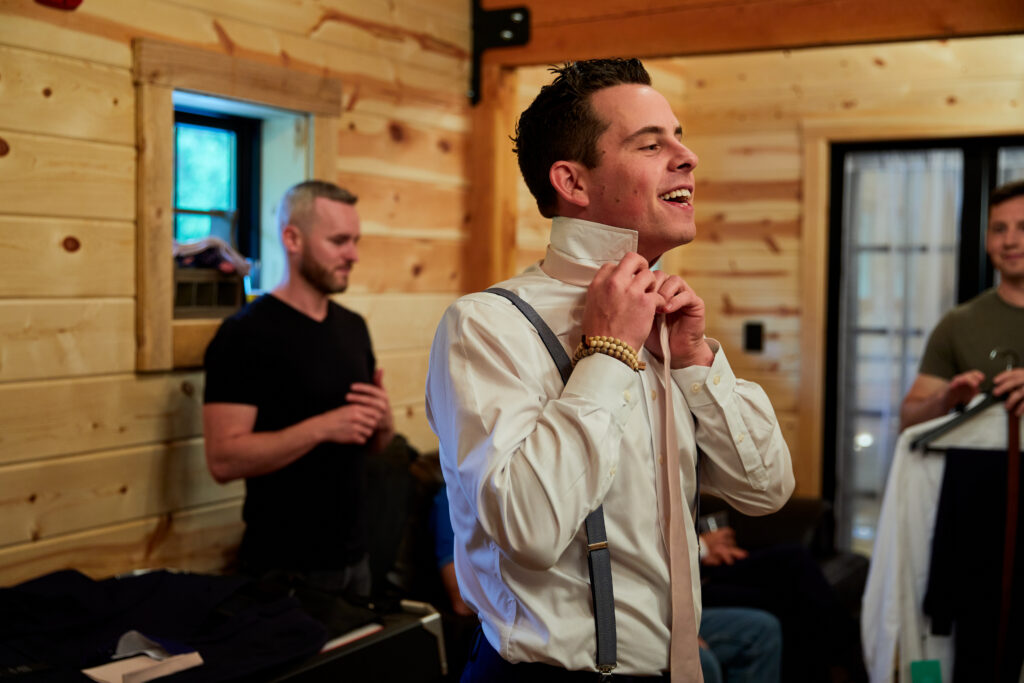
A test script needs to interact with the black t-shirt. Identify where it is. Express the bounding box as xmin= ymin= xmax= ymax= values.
xmin=204 ymin=294 xmax=376 ymax=572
